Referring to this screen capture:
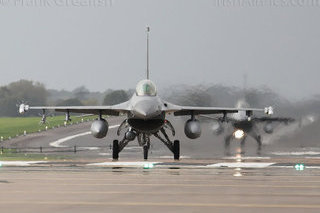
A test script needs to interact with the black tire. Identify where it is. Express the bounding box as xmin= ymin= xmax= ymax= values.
xmin=143 ymin=145 xmax=148 ymax=160
xmin=113 ymin=140 xmax=119 ymax=160
xmin=173 ymin=140 xmax=180 ymax=160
